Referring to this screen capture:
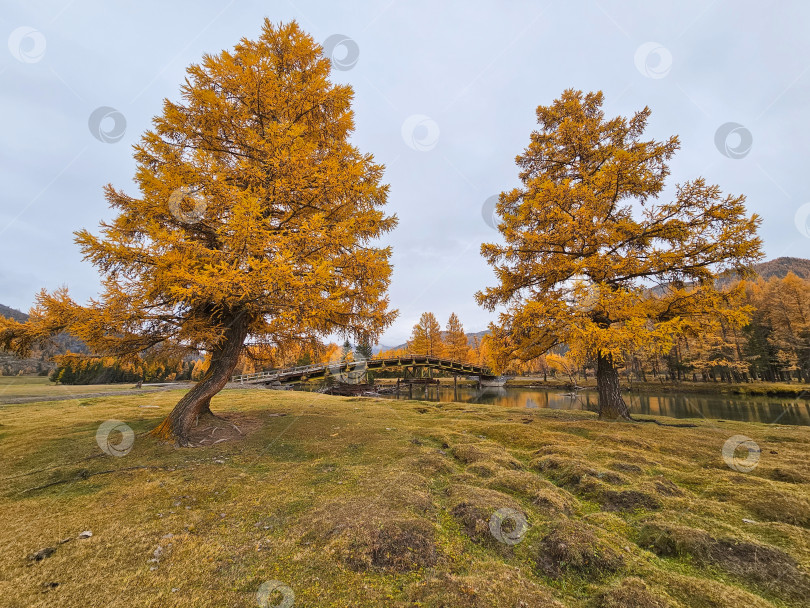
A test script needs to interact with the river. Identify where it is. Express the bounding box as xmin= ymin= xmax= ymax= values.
xmin=378 ymin=384 xmax=810 ymax=426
